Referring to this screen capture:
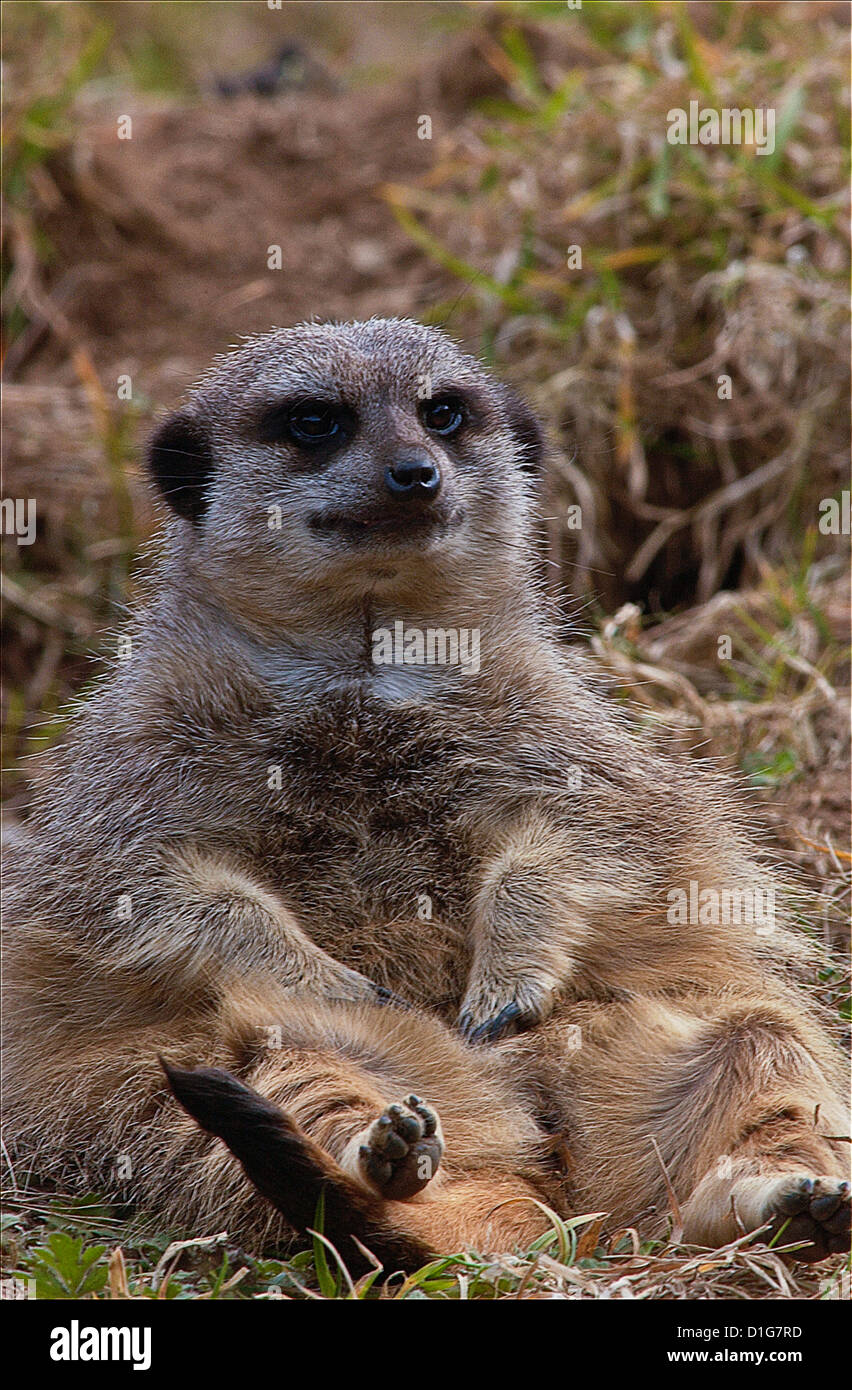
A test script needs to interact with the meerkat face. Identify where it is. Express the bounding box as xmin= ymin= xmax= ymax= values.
xmin=148 ymin=319 xmax=543 ymax=626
